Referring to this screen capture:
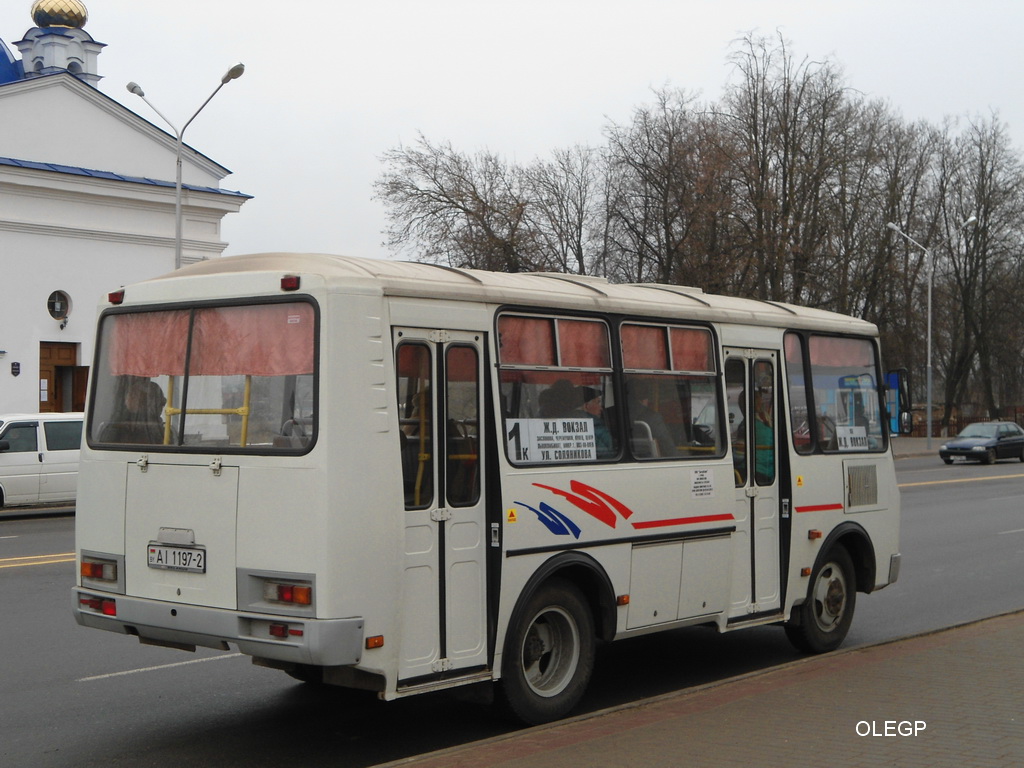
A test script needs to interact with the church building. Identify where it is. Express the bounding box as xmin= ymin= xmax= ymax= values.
xmin=0 ymin=1 xmax=249 ymax=414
